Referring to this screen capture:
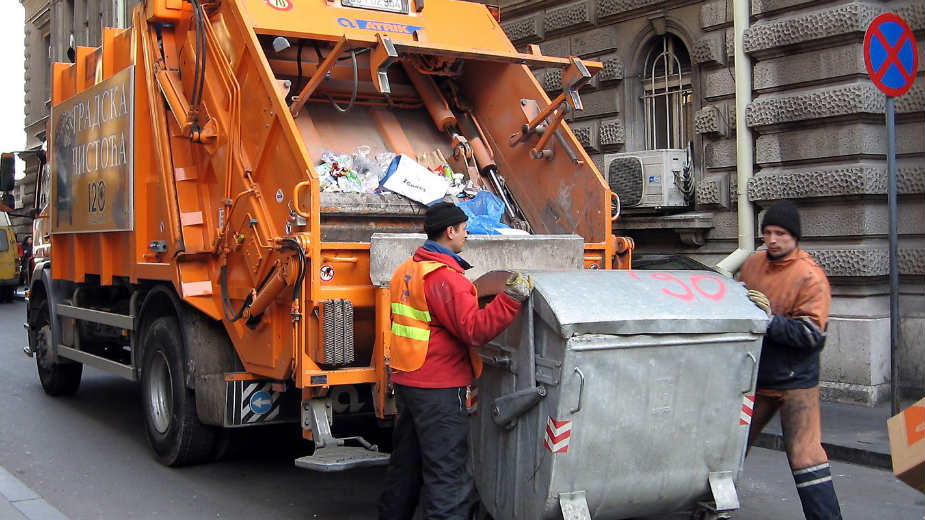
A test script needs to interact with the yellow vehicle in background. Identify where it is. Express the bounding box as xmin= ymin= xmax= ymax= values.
xmin=0 ymin=211 xmax=18 ymax=302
